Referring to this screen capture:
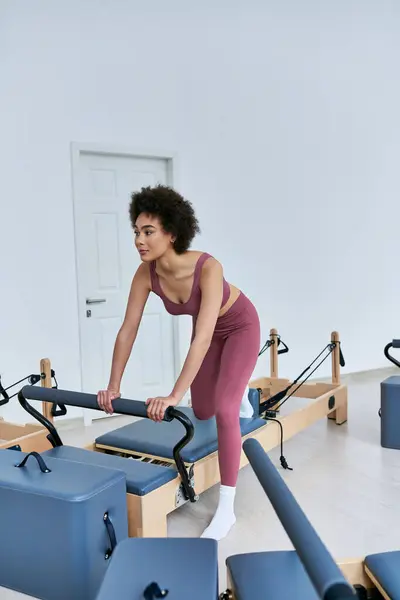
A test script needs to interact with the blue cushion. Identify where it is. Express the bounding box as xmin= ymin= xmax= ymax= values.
xmin=365 ymin=550 xmax=400 ymax=599
xmin=95 ymin=407 xmax=267 ymax=463
xmin=96 ymin=537 xmax=218 ymax=599
xmin=42 ymin=445 xmax=177 ymax=496
xmin=226 ymin=551 xmax=320 ymax=599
